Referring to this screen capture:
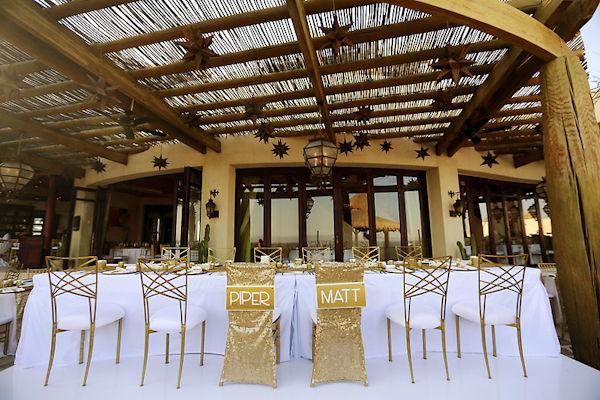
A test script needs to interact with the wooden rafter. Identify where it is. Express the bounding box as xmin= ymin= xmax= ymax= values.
xmin=0 ymin=148 xmax=84 ymax=178
xmin=513 ymin=148 xmax=544 ymax=167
